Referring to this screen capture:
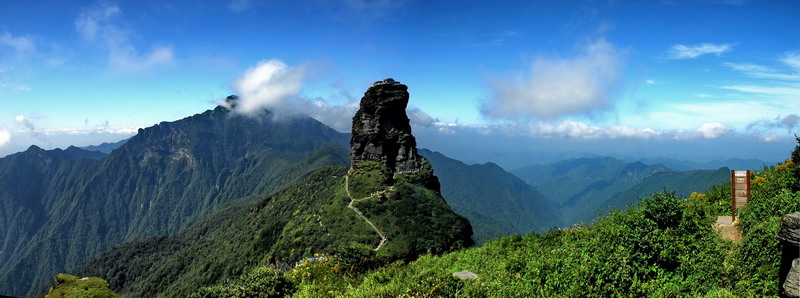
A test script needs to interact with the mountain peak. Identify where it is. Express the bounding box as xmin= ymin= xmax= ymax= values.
xmin=350 ymin=78 xmax=439 ymax=190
